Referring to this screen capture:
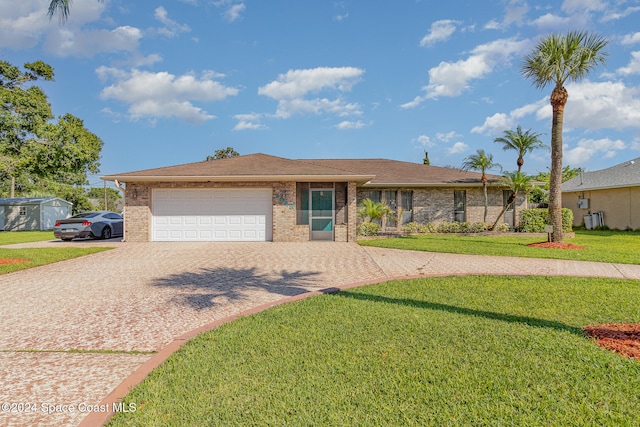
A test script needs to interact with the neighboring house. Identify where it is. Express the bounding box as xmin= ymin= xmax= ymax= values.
xmin=0 ymin=198 xmax=73 ymax=231
xmin=101 ymin=153 xmax=522 ymax=242
xmin=562 ymin=157 xmax=640 ymax=230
